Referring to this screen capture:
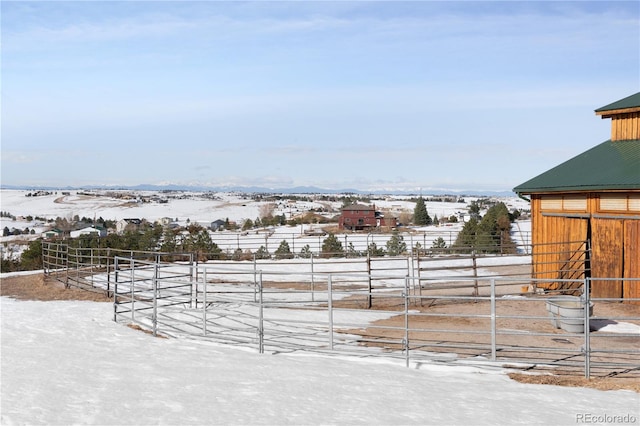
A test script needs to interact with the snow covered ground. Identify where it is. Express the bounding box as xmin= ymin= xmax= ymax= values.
xmin=0 ymin=189 xmax=529 ymax=231
xmin=2 ymin=290 xmax=639 ymax=426
xmin=1 ymin=189 xmax=532 ymax=259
